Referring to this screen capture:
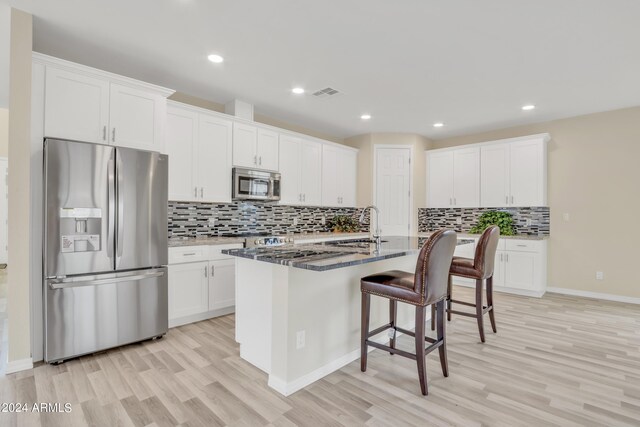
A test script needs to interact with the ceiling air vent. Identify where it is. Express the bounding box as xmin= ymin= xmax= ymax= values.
xmin=312 ymin=87 xmax=342 ymax=98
